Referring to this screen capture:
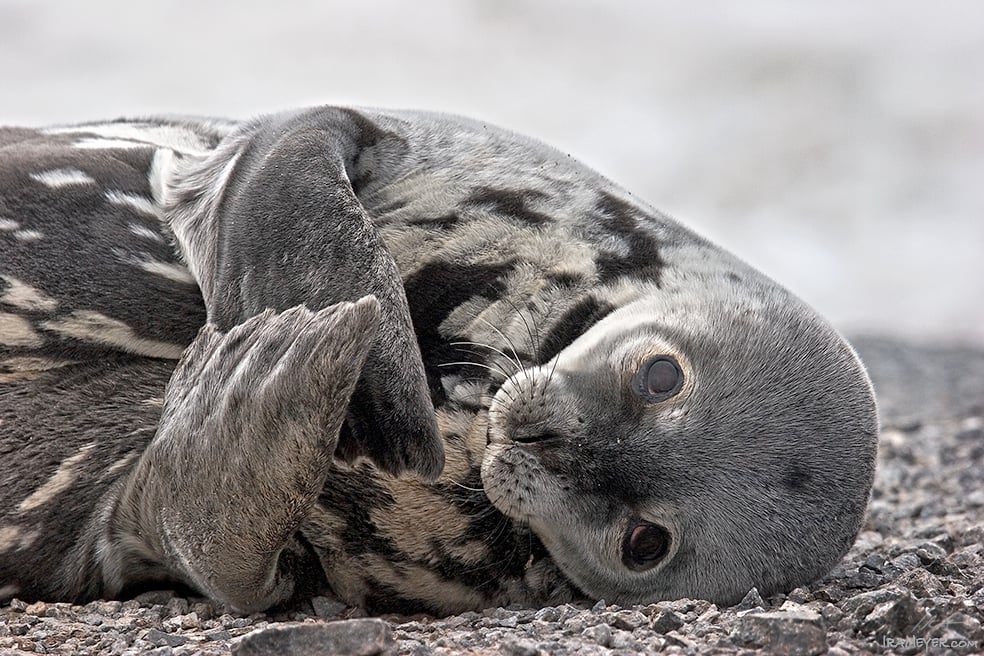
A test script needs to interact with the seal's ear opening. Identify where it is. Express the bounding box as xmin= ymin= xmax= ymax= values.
xmin=163 ymin=107 xmax=444 ymax=481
